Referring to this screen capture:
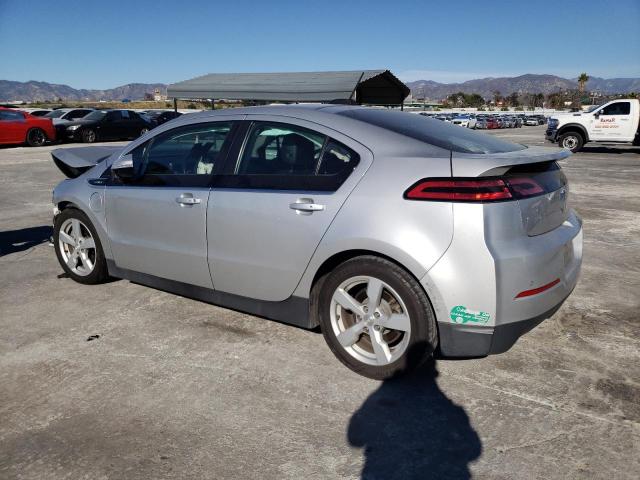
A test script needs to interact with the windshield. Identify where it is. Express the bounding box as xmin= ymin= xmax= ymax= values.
xmin=44 ymin=110 xmax=68 ymax=118
xmin=586 ymin=105 xmax=601 ymax=112
xmin=83 ymin=110 xmax=107 ymax=121
xmin=338 ymin=108 xmax=526 ymax=154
